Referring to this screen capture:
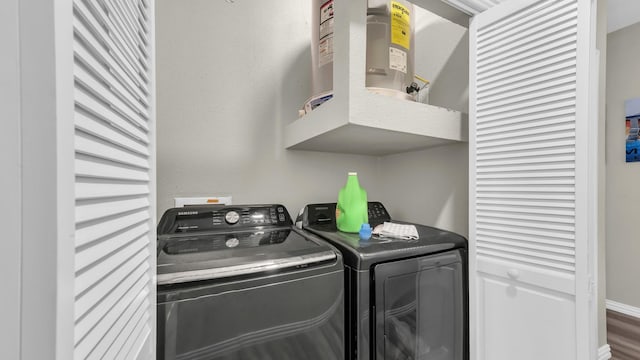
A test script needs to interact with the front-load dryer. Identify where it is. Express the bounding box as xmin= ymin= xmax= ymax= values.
xmin=299 ymin=202 xmax=468 ymax=360
xmin=157 ymin=204 xmax=344 ymax=360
